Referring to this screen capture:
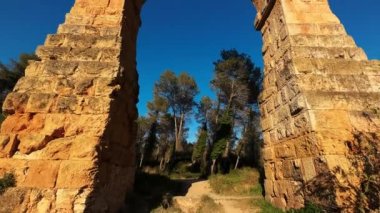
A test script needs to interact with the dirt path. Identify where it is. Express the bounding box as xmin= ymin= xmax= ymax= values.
xmin=174 ymin=180 xmax=261 ymax=213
